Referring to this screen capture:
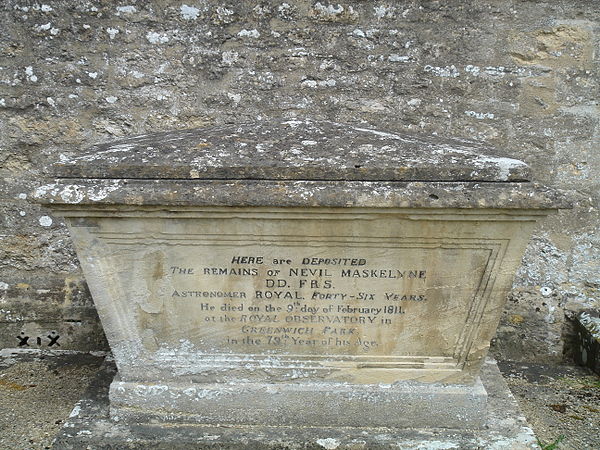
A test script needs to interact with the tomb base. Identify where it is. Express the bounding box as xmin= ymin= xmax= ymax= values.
xmin=54 ymin=358 xmax=537 ymax=449
xmin=109 ymin=376 xmax=487 ymax=429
